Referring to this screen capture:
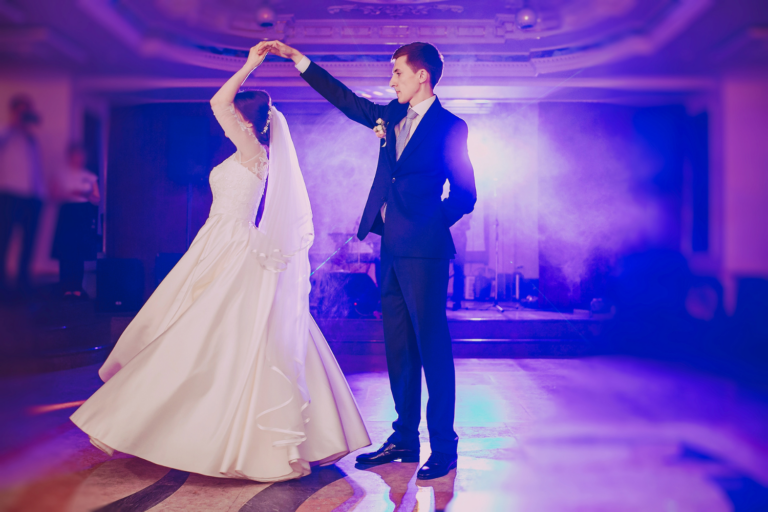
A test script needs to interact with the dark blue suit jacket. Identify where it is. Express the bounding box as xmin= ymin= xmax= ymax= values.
xmin=301 ymin=61 xmax=477 ymax=259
